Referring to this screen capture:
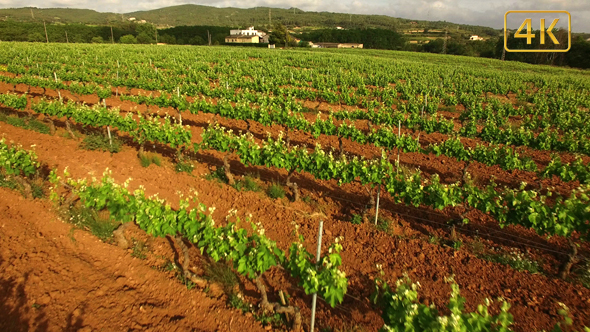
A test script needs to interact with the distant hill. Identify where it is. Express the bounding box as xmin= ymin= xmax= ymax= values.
xmin=0 ymin=5 xmax=500 ymax=37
